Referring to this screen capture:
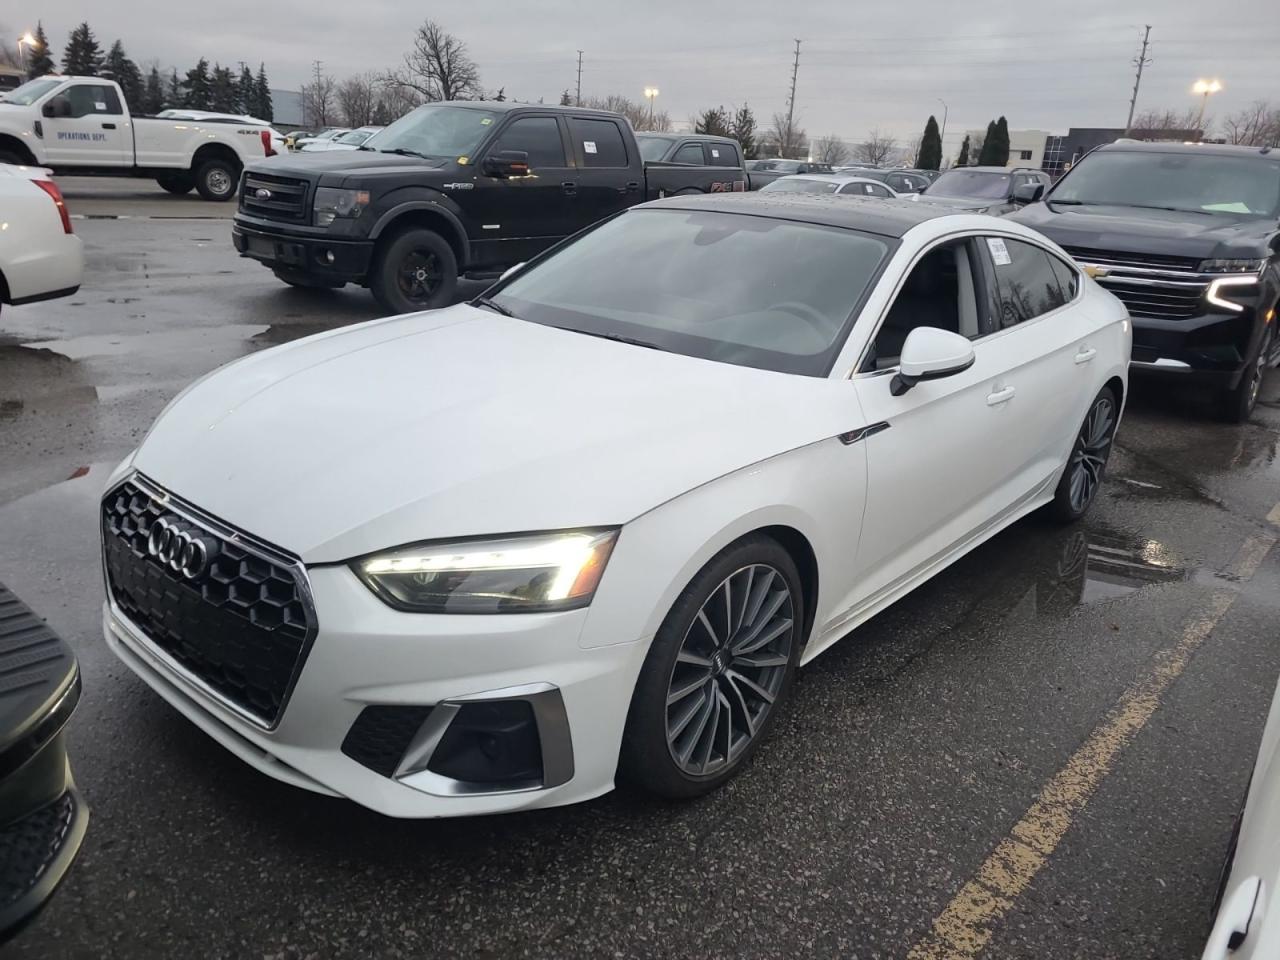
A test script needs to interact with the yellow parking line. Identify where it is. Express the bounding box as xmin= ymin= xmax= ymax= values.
xmin=906 ymin=534 xmax=1276 ymax=960
xmin=1267 ymin=501 xmax=1280 ymax=528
